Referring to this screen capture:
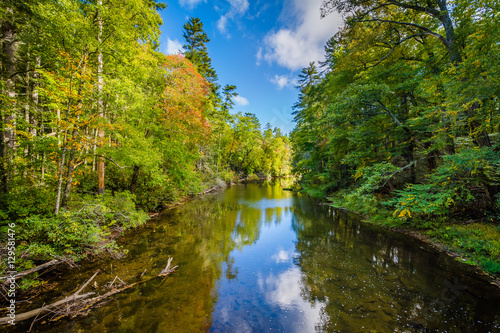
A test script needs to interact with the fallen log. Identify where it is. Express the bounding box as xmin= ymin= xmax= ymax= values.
xmin=1 ymin=258 xmax=178 ymax=326
xmin=0 ymin=270 xmax=99 ymax=325
xmin=0 ymin=259 xmax=61 ymax=285
xmin=0 ymin=292 xmax=95 ymax=325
